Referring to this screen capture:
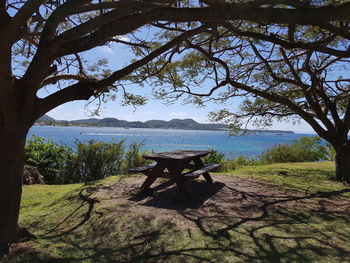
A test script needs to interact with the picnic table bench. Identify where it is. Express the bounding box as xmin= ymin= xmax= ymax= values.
xmin=129 ymin=149 xmax=220 ymax=197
